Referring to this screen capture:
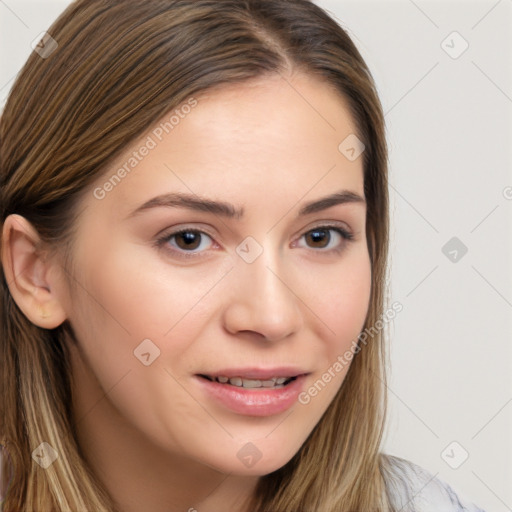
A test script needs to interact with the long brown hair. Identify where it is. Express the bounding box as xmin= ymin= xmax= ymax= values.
xmin=0 ymin=1 xmax=392 ymax=510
